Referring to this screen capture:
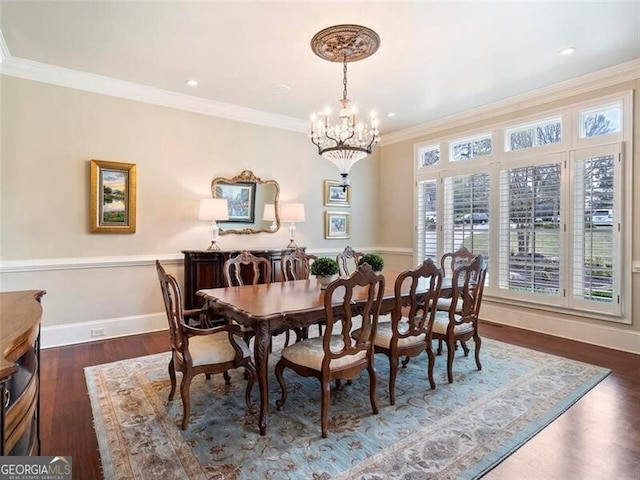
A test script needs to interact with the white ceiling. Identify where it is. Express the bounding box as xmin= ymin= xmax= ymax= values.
xmin=1 ymin=1 xmax=639 ymax=136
